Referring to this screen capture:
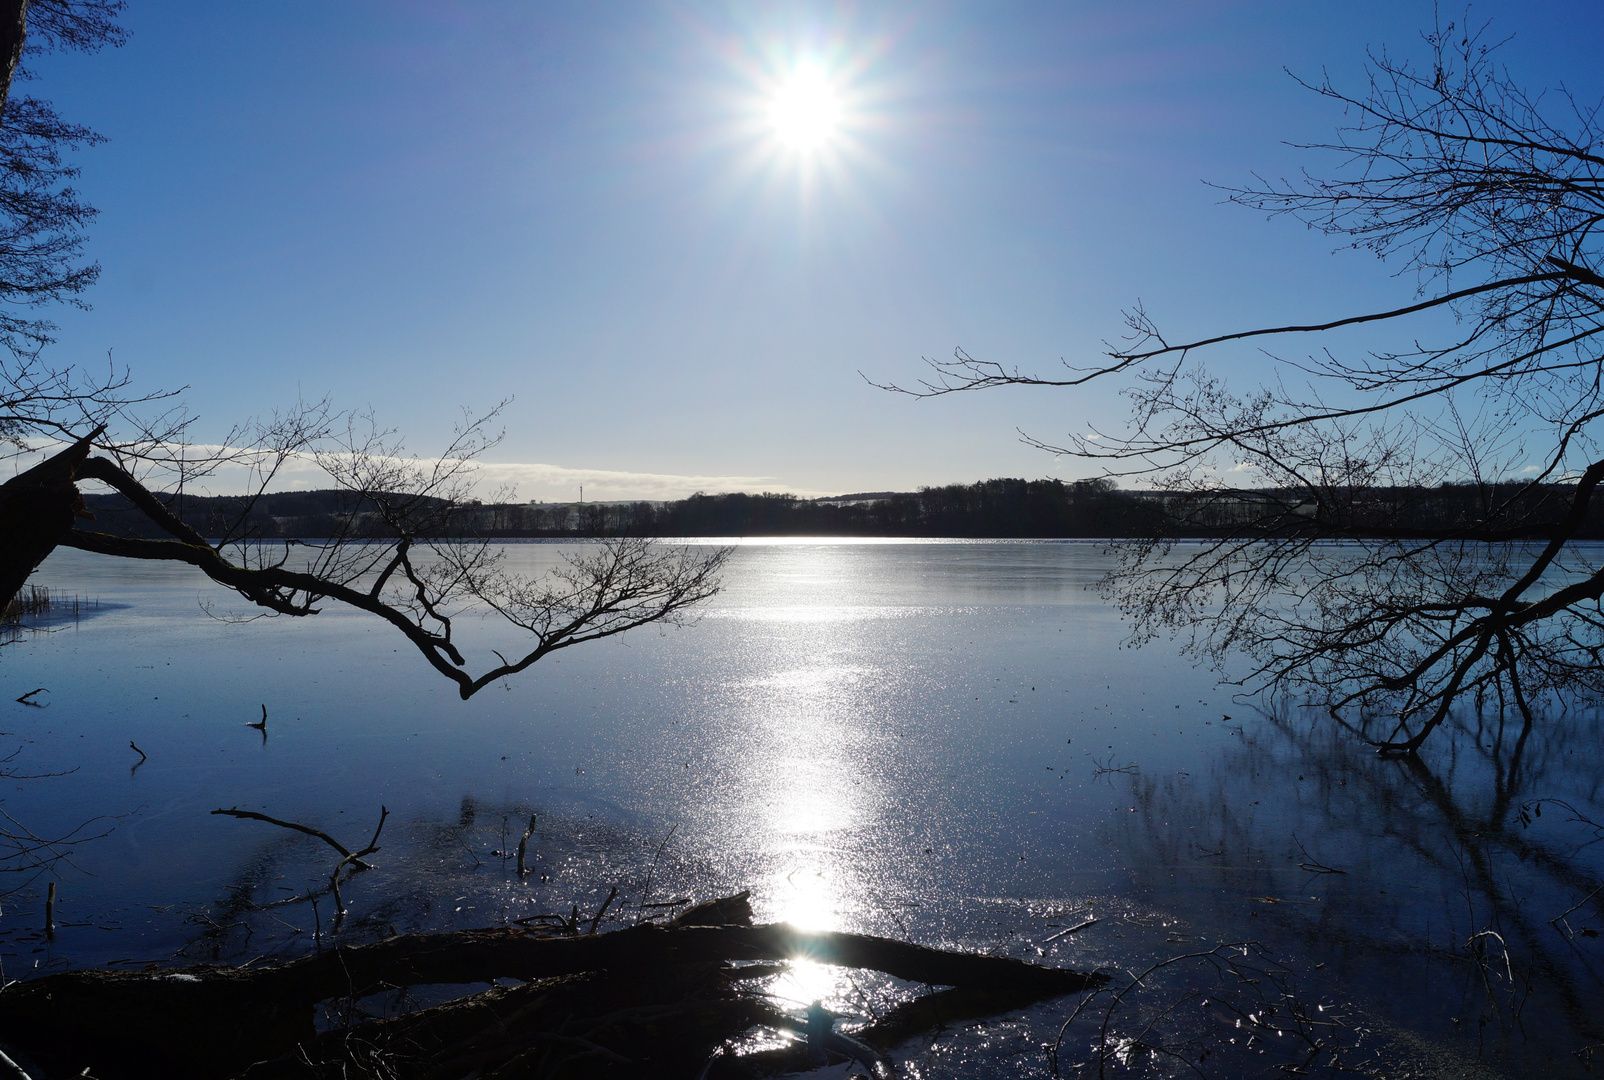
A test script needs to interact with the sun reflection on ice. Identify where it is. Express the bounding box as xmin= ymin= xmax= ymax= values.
xmin=716 ymin=560 xmax=905 ymax=1016
xmin=768 ymin=752 xmax=858 ymax=836
xmin=773 ymin=857 xmax=836 ymax=930
xmin=767 ymin=859 xmax=852 ymax=1010
xmin=760 ymin=749 xmax=859 ymax=1010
